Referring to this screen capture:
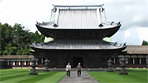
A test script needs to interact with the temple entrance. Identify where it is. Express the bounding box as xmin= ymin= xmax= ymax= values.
xmin=73 ymin=57 xmax=83 ymax=67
